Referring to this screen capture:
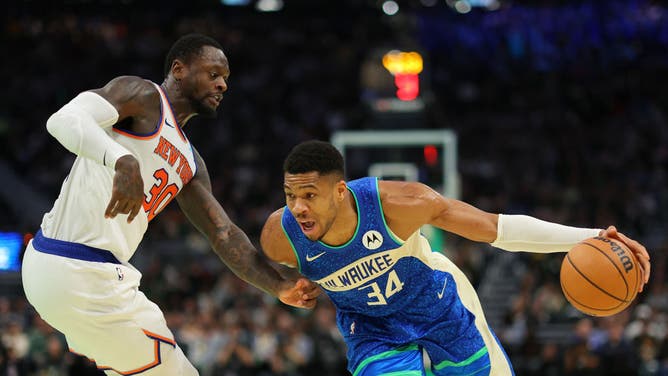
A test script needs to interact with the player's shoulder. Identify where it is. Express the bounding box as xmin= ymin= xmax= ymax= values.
xmin=263 ymin=207 xmax=286 ymax=233
xmin=92 ymin=76 xmax=160 ymax=115
xmin=378 ymin=180 xmax=438 ymax=214
xmin=378 ymin=180 xmax=428 ymax=198
xmin=95 ymin=76 xmax=158 ymax=100
xmin=261 ymin=208 xmax=294 ymax=263
xmin=101 ymin=75 xmax=152 ymax=89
